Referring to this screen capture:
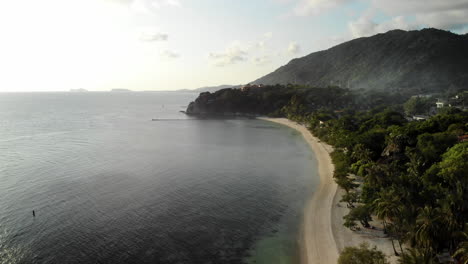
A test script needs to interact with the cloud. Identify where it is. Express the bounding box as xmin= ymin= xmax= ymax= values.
xmin=263 ymin=32 xmax=273 ymax=39
xmin=287 ymin=42 xmax=301 ymax=54
xmin=107 ymin=0 xmax=181 ymax=6
xmin=255 ymin=32 xmax=273 ymax=50
xmin=150 ymin=0 xmax=181 ymax=8
xmin=273 ymin=0 xmax=295 ymax=3
xmin=372 ymin=0 xmax=468 ymax=30
xmin=161 ymin=50 xmax=180 ymax=59
xmin=347 ymin=1 xmax=468 ymax=38
xmin=348 ymin=14 xmax=414 ymax=38
xmin=164 ymin=0 xmax=181 ymax=7
xmin=257 ymin=40 xmax=266 ymax=49
xmin=414 ymin=9 xmax=468 ymax=30
xmin=209 ymin=42 xmax=248 ymax=66
xmin=292 ymin=0 xmax=354 ymax=16
xmin=372 ymin=0 xmax=468 ymax=15
xmin=253 ymin=55 xmax=272 ymax=65
xmin=106 ymin=0 xmax=181 ymax=13
xmin=348 ymin=16 xmax=377 ymax=38
xmin=288 ymin=0 xmax=468 ymax=31
xmin=105 ymin=0 xmax=133 ymax=4
xmin=140 ymin=31 xmax=168 ymax=41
